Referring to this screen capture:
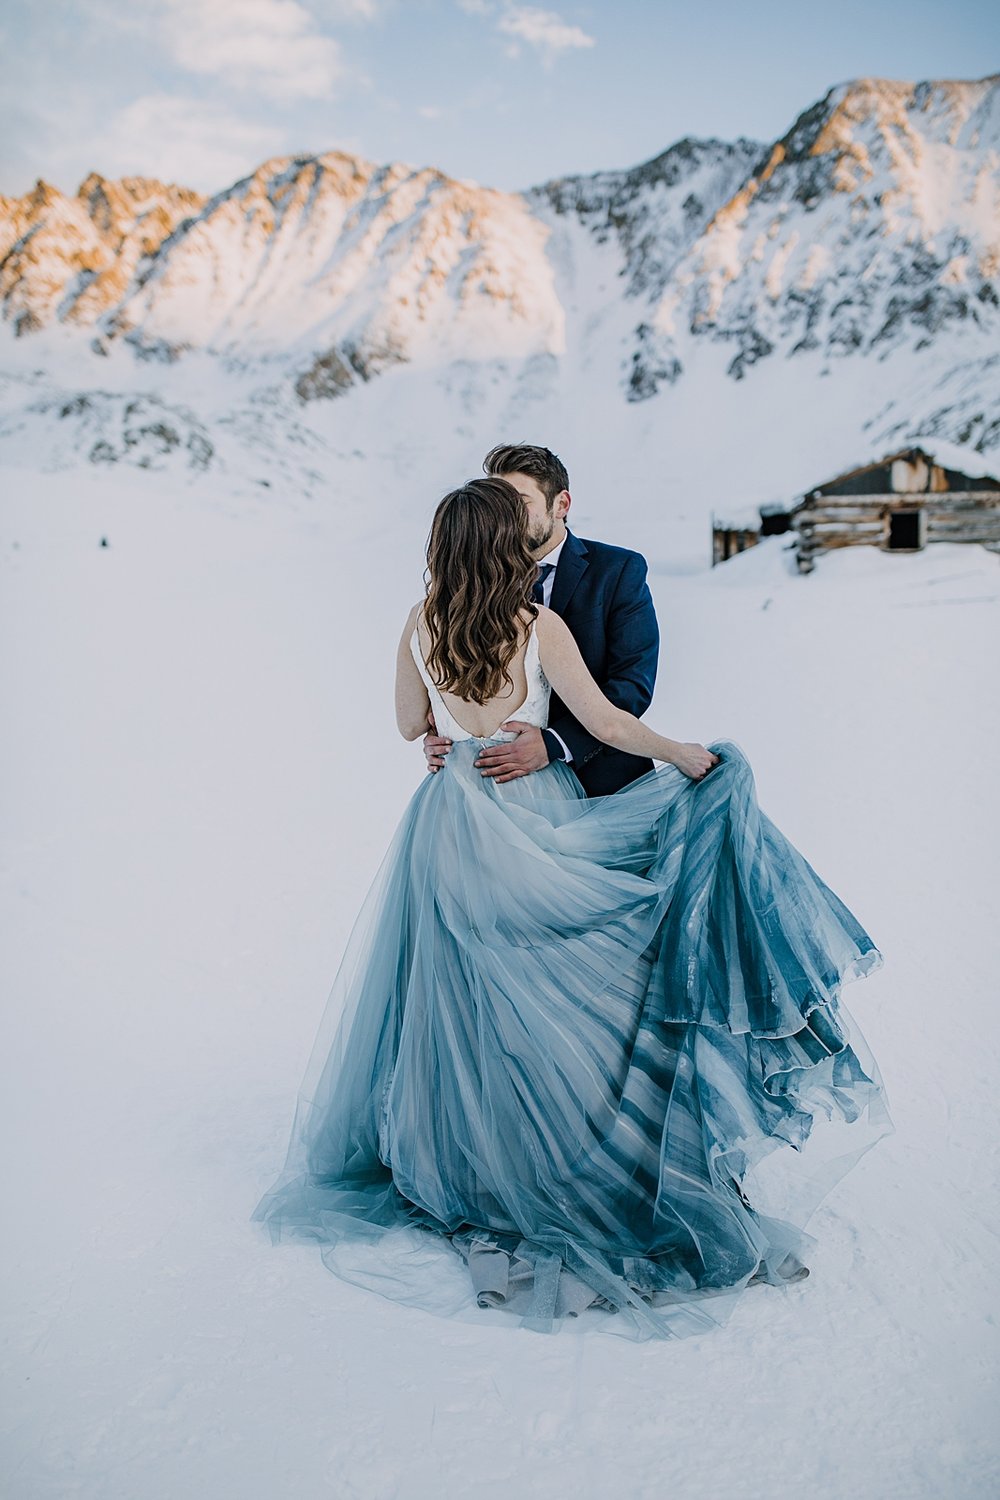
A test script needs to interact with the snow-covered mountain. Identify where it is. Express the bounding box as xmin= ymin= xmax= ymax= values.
xmin=1 ymin=152 xmax=565 ymax=379
xmin=596 ymin=76 xmax=1000 ymax=397
xmin=0 ymin=173 xmax=206 ymax=339
xmin=1 ymin=72 xmax=998 ymax=491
